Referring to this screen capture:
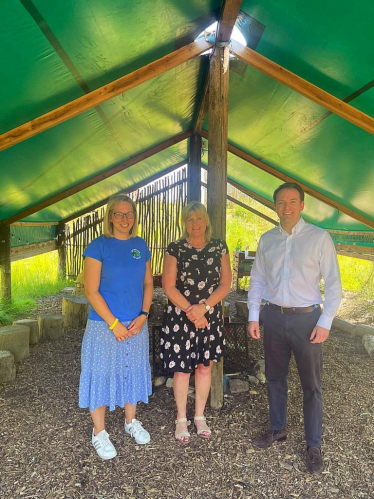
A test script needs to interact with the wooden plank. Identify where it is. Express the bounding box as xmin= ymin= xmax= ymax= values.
xmin=216 ymin=0 xmax=243 ymax=43
xmin=0 ymin=132 xmax=192 ymax=226
xmin=0 ymin=225 xmax=11 ymax=300
xmin=231 ymin=40 xmax=374 ymax=135
xmin=188 ymin=134 xmax=202 ymax=202
xmin=60 ymin=160 xmax=187 ymax=224
xmin=0 ymin=39 xmax=212 ymax=153
xmin=11 ymin=240 xmax=57 ymax=262
xmin=12 ymin=221 xmax=59 ymax=226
